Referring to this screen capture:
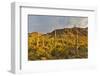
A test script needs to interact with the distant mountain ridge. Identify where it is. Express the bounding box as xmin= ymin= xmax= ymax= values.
xmin=29 ymin=27 xmax=88 ymax=37
xmin=45 ymin=27 xmax=88 ymax=37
